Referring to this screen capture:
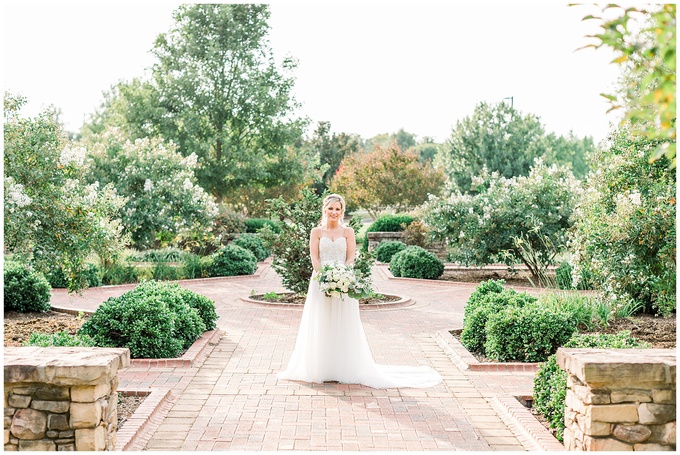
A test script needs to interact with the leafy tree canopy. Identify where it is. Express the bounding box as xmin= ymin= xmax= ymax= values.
xmin=330 ymin=143 xmax=445 ymax=219
xmin=438 ymin=101 xmax=595 ymax=193
xmin=82 ymin=4 xmax=309 ymax=204
xmin=581 ymin=4 xmax=675 ymax=168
